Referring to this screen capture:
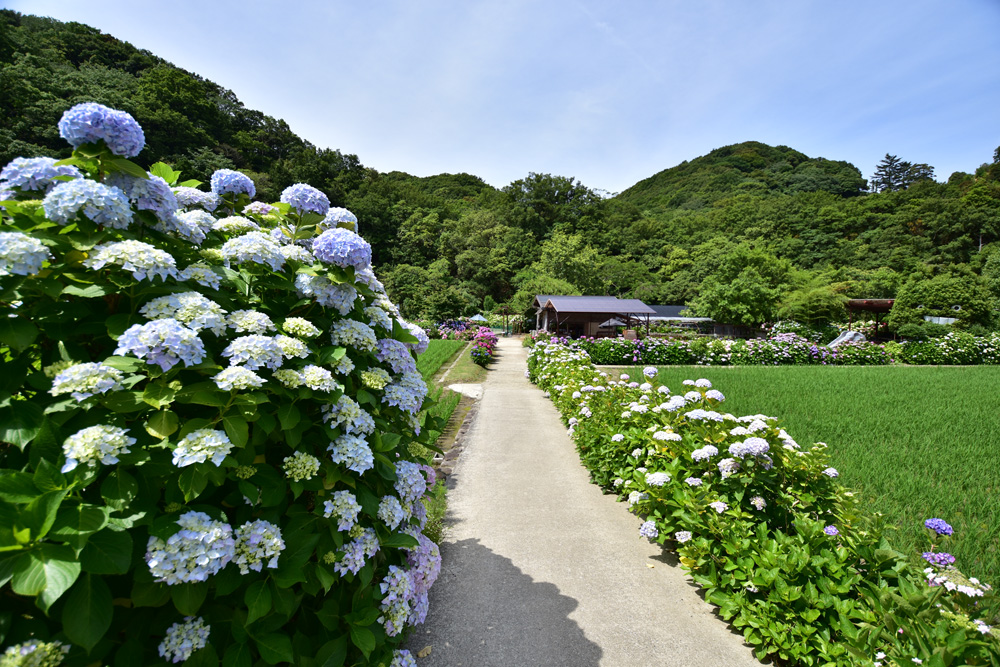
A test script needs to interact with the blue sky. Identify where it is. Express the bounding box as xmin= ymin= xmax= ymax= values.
xmin=5 ymin=0 xmax=1000 ymax=193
